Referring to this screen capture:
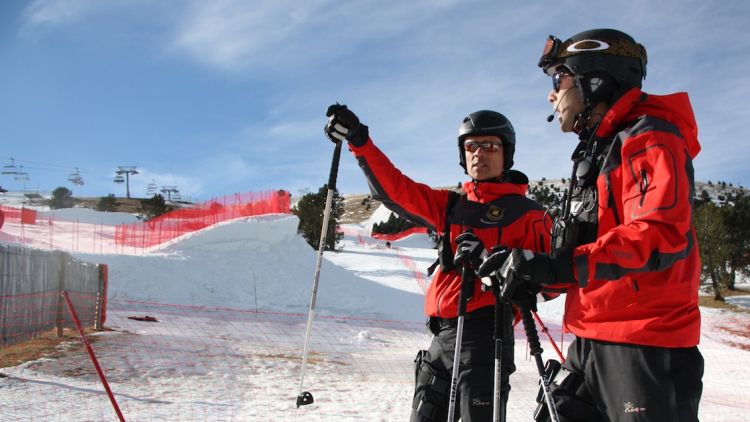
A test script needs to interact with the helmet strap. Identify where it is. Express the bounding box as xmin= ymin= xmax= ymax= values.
xmin=572 ymin=106 xmax=592 ymax=134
